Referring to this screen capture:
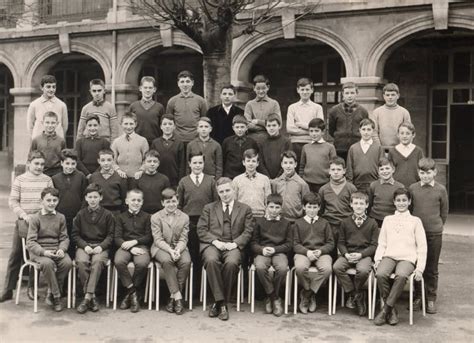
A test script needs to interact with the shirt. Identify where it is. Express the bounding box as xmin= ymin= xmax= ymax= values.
xmin=286 ymin=99 xmax=324 ymax=143
xmin=360 ymin=139 xmax=373 ymax=154
xmin=244 ymin=96 xmax=281 ymax=132
xmin=27 ymin=95 xmax=68 ymax=138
